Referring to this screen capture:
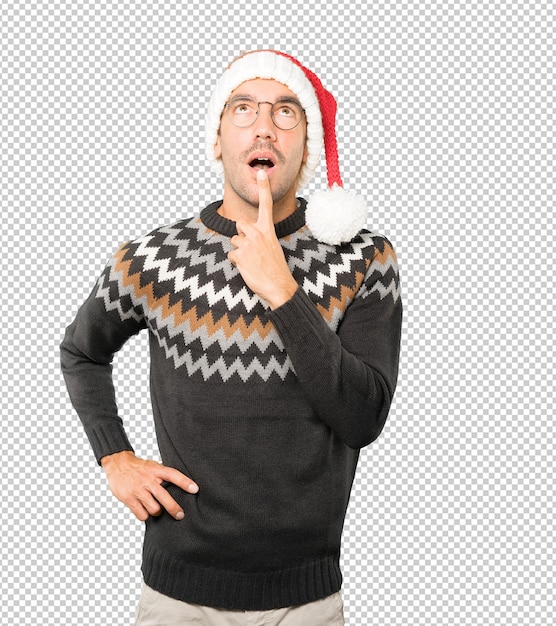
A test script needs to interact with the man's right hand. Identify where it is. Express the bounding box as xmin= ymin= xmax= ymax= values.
xmin=100 ymin=450 xmax=199 ymax=521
